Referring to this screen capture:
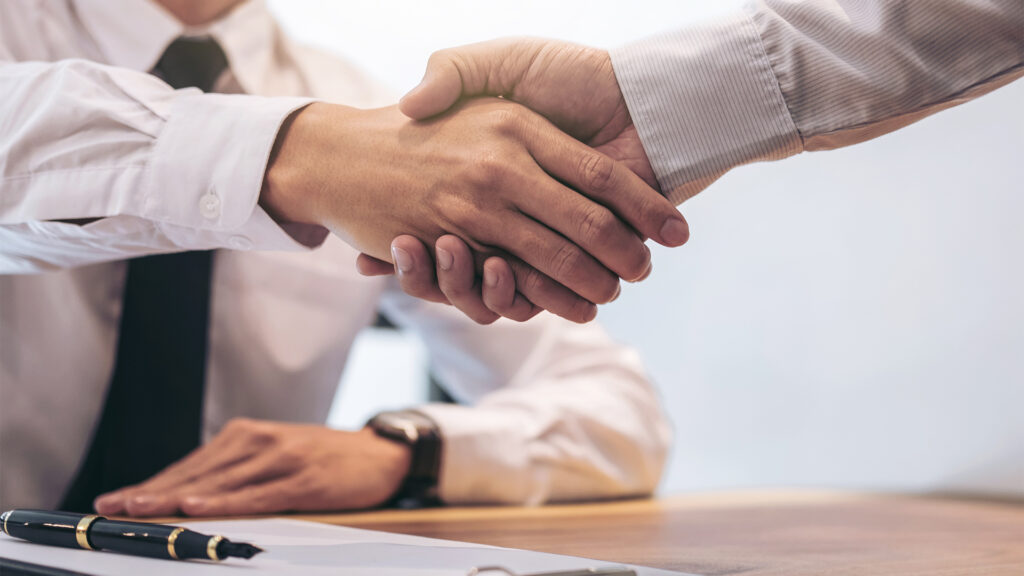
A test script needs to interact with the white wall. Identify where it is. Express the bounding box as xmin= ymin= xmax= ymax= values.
xmin=269 ymin=0 xmax=1024 ymax=496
